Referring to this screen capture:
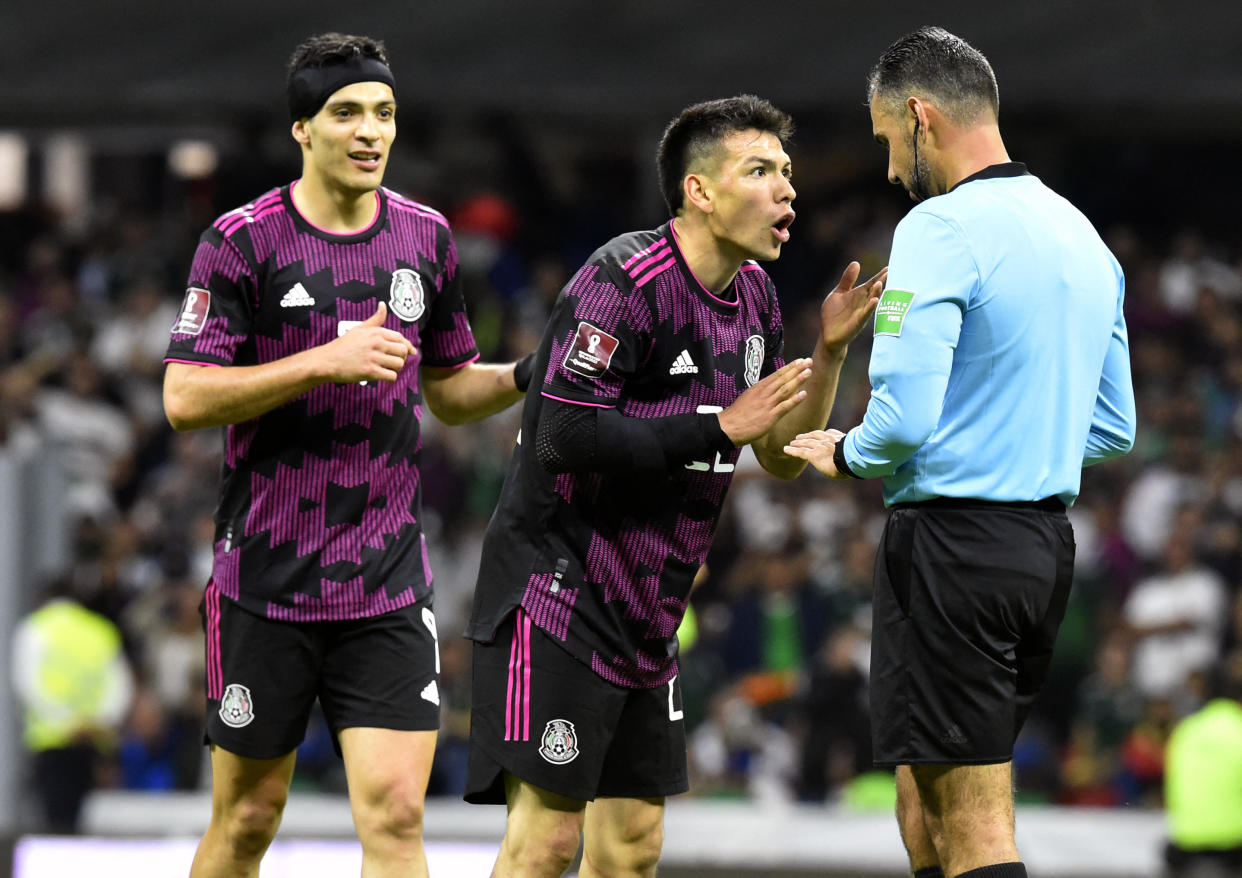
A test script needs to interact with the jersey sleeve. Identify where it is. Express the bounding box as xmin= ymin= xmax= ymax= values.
xmin=419 ymin=224 xmax=481 ymax=368
xmin=842 ymin=210 xmax=972 ymax=478
xmin=540 ymin=261 xmax=652 ymax=408
xmin=1084 ymin=271 xmax=1137 ymax=466
xmin=164 ymin=230 xmax=257 ymax=366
